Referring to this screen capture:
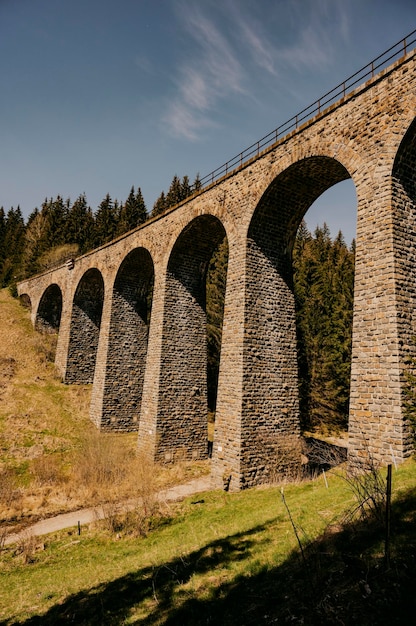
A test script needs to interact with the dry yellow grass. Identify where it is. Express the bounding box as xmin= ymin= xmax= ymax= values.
xmin=0 ymin=288 xmax=209 ymax=531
